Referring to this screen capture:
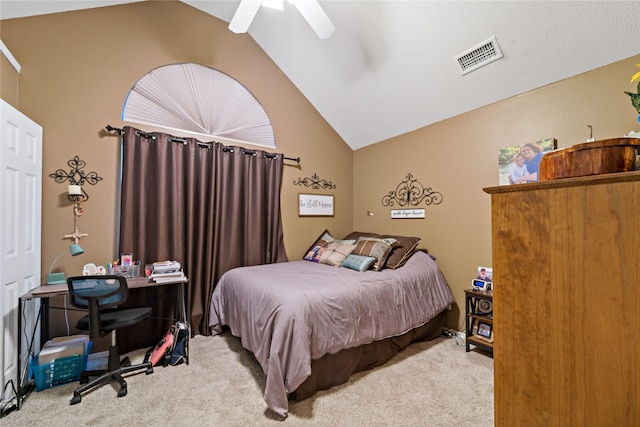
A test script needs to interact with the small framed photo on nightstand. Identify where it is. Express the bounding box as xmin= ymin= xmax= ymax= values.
xmin=476 ymin=266 xmax=492 ymax=282
xmin=476 ymin=322 xmax=492 ymax=339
